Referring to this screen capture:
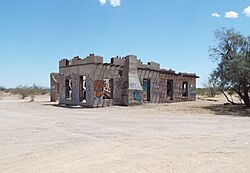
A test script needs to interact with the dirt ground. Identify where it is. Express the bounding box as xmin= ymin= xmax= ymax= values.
xmin=0 ymin=93 xmax=250 ymax=173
